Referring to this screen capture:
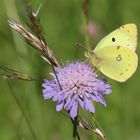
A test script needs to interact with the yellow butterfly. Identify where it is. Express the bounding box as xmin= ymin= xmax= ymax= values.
xmin=87 ymin=24 xmax=138 ymax=82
